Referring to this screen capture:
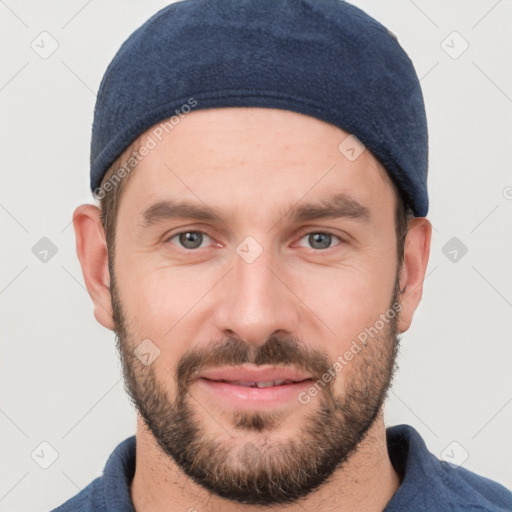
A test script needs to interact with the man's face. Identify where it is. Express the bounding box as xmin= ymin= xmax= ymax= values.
xmin=110 ymin=107 xmax=402 ymax=504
